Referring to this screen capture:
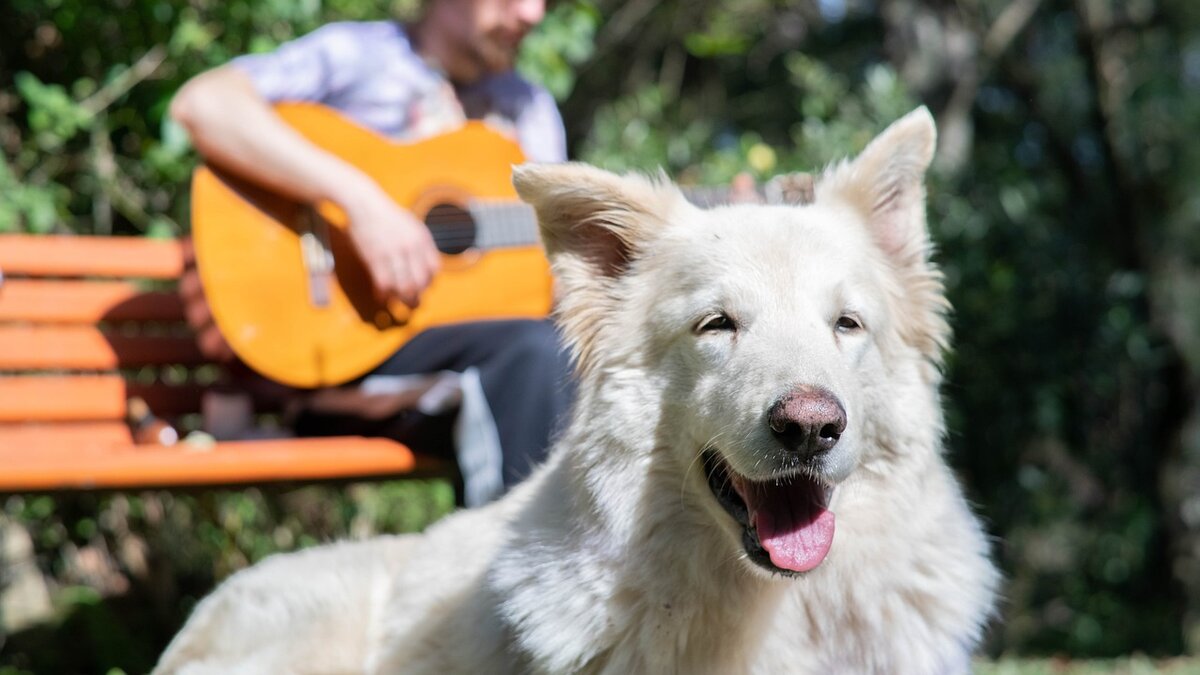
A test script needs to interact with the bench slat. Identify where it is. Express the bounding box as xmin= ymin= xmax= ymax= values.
xmin=0 ymin=436 xmax=416 ymax=490
xmin=0 ymin=422 xmax=134 ymax=450
xmin=0 ymin=375 xmax=126 ymax=421
xmin=0 ymin=326 xmax=206 ymax=369
xmin=0 ymin=235 xmax=184 ymax=279
xmin=0 ymin=376 xmax=211 ymax=421
xmin=0 ymin=280 xmax=185 ymax=323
